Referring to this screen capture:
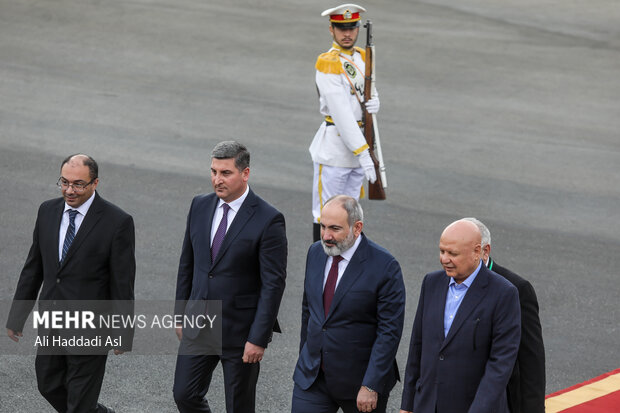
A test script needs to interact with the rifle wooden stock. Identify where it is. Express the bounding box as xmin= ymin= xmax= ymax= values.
xmin=363 ymin=21 xmax=386 ymax=200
